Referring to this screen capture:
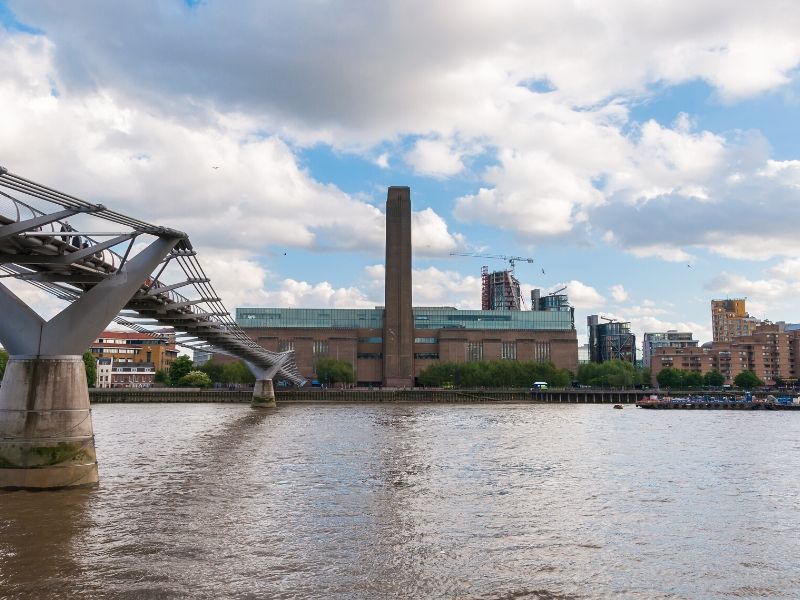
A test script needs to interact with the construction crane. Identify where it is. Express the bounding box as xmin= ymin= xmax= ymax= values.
xmin=449 ymin=252 xmax=534 ymax=274
xmin=549 ymin=286 xmax=567 ymax=296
